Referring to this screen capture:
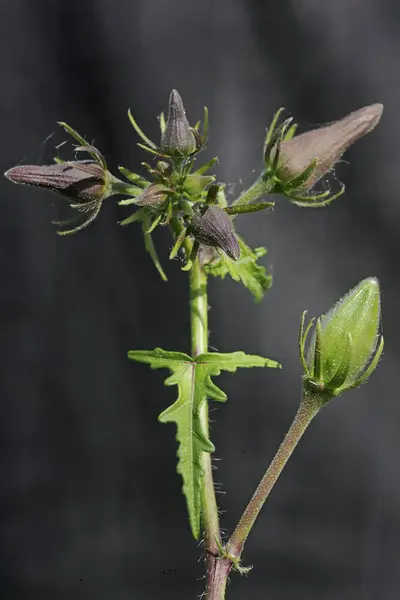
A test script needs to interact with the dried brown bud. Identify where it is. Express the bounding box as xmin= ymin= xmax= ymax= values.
xmin=5 ymin=160 xmax=109 ymax=204
xmin=134 ymin=183 xmax=169 ymax=207
xmin=190 ymin=205 xmax=240 ymax=260
xmin=161 ymin=89 xmax=196 ymax=155
xmin=275 ymin=103 xmax=383 ymax=190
